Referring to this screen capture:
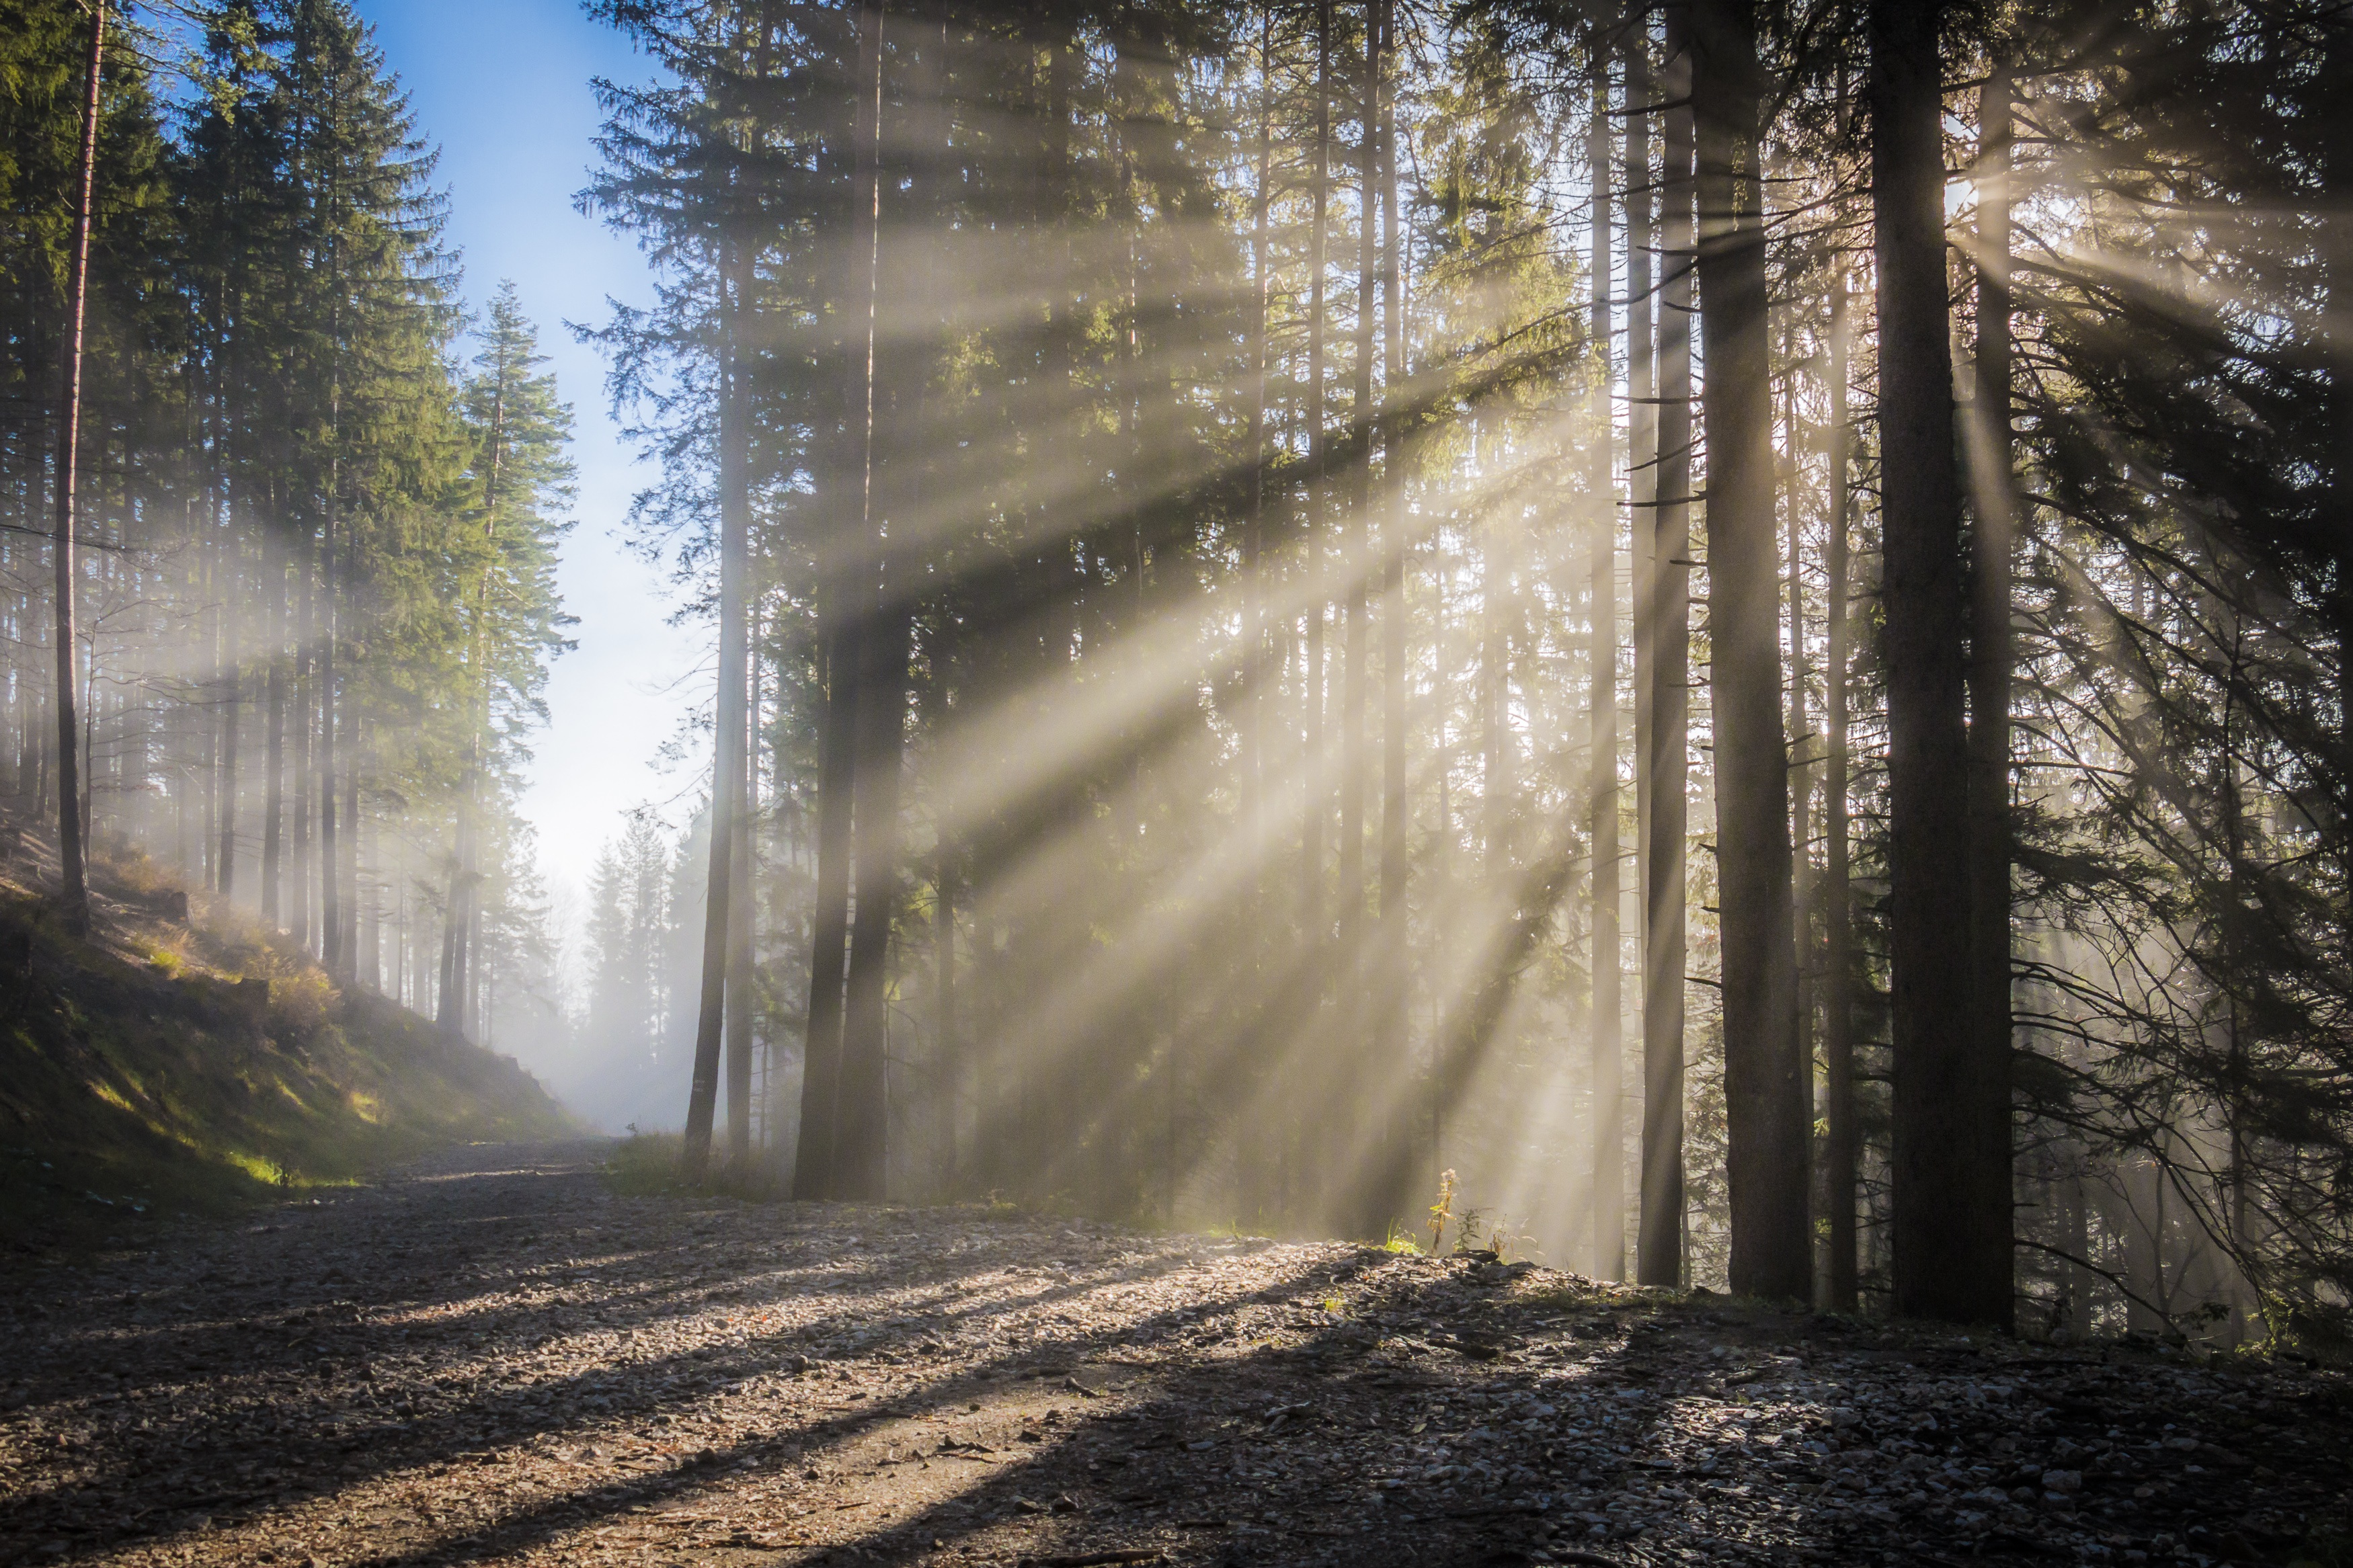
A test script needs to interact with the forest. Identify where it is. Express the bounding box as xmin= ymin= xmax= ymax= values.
xmin=7 ymin=0 xmax=2353 ymax=1355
